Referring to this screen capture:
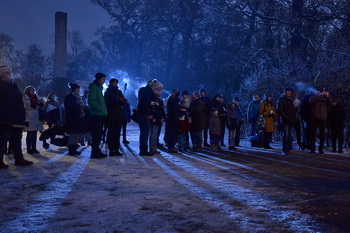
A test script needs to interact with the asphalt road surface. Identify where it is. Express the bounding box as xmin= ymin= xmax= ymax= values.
xmin=1 ymin=122 xmax=350 ymax=233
